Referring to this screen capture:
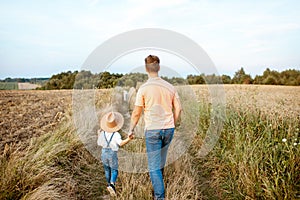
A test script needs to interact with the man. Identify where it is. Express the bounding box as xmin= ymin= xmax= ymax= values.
xmin=129 ymin=55 xmax=182 ymax=199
